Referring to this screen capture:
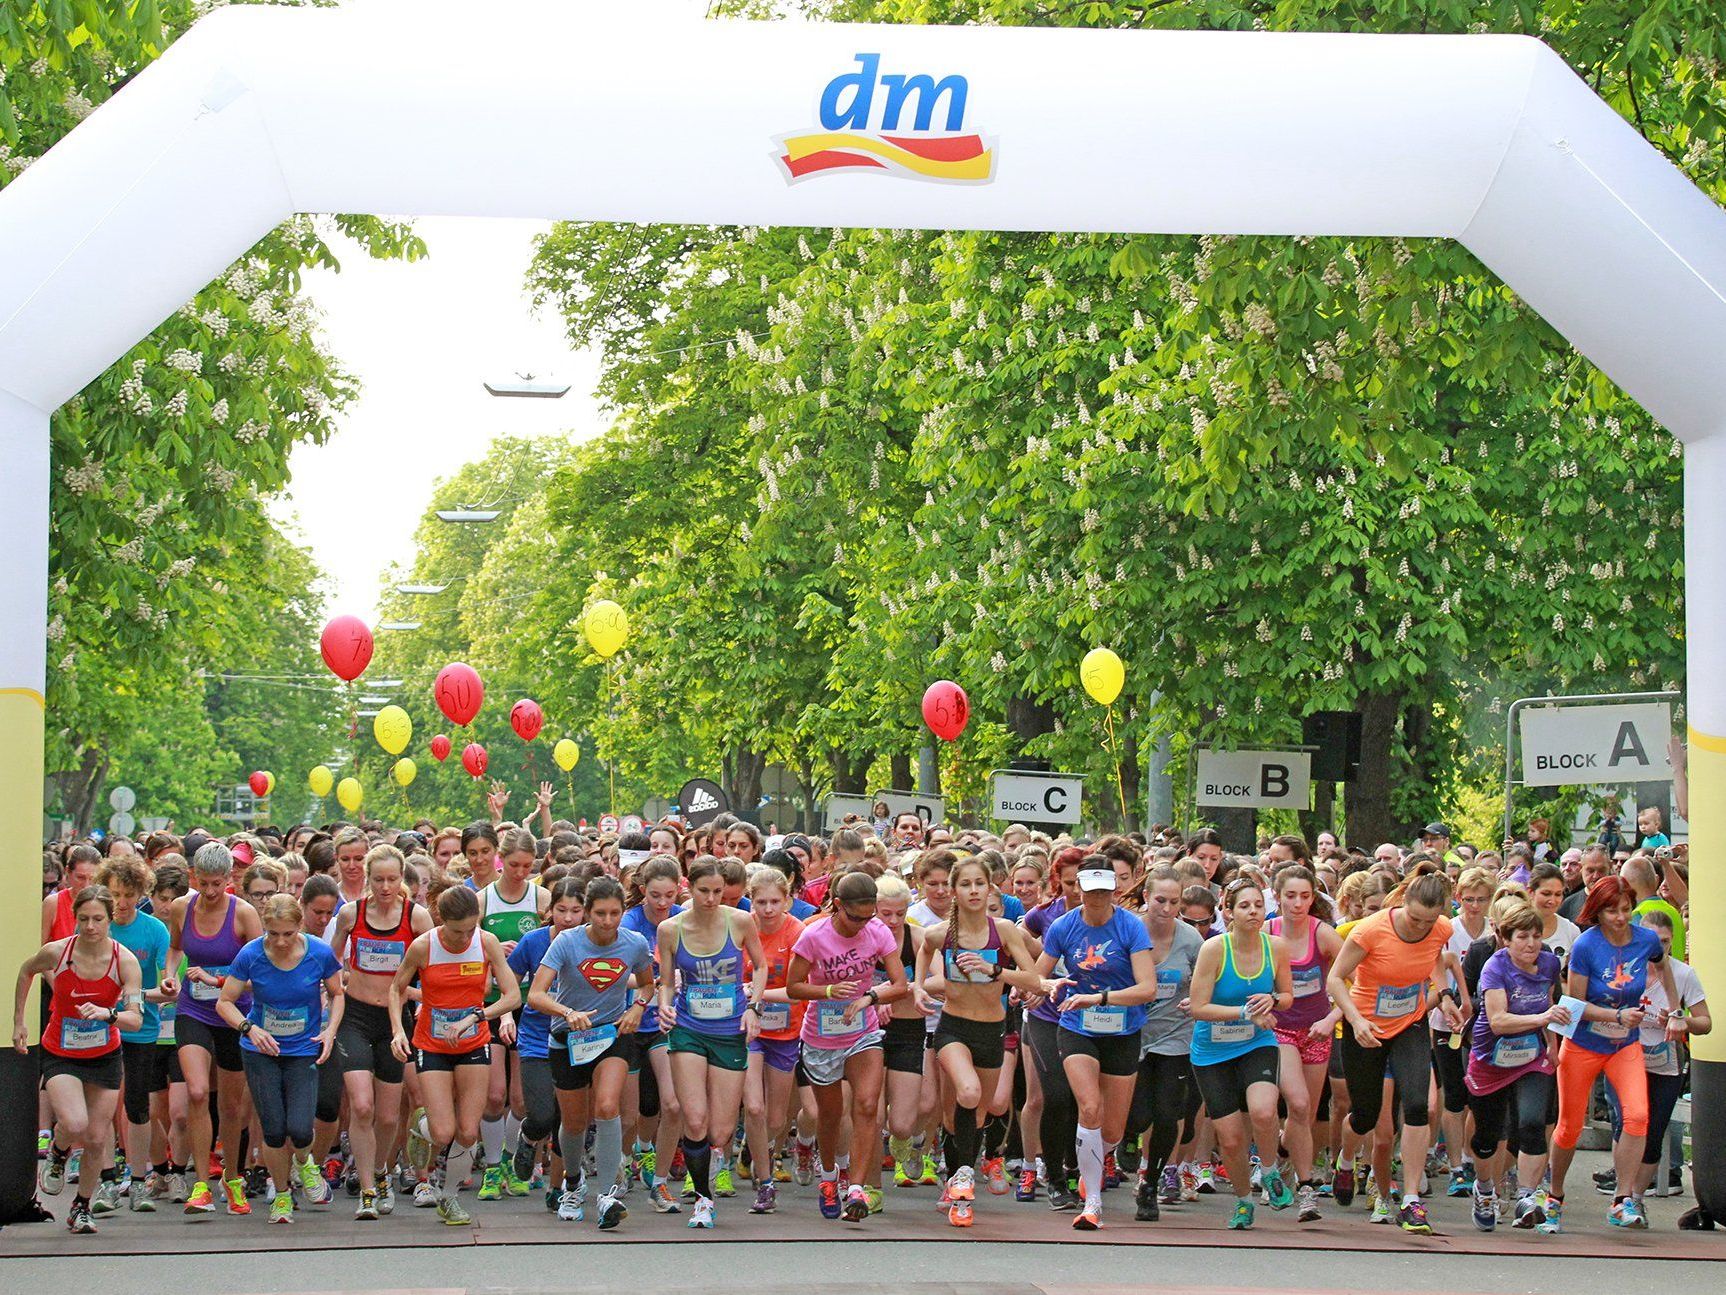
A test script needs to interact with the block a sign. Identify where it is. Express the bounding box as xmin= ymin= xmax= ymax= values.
xmin=1519 ymin=703 xmax=1673 ymax=785
xmin=1196 ymin=750 xmax=1312 ymax=810
xmin=988 ymin=770 xmax=1083 ymax=825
